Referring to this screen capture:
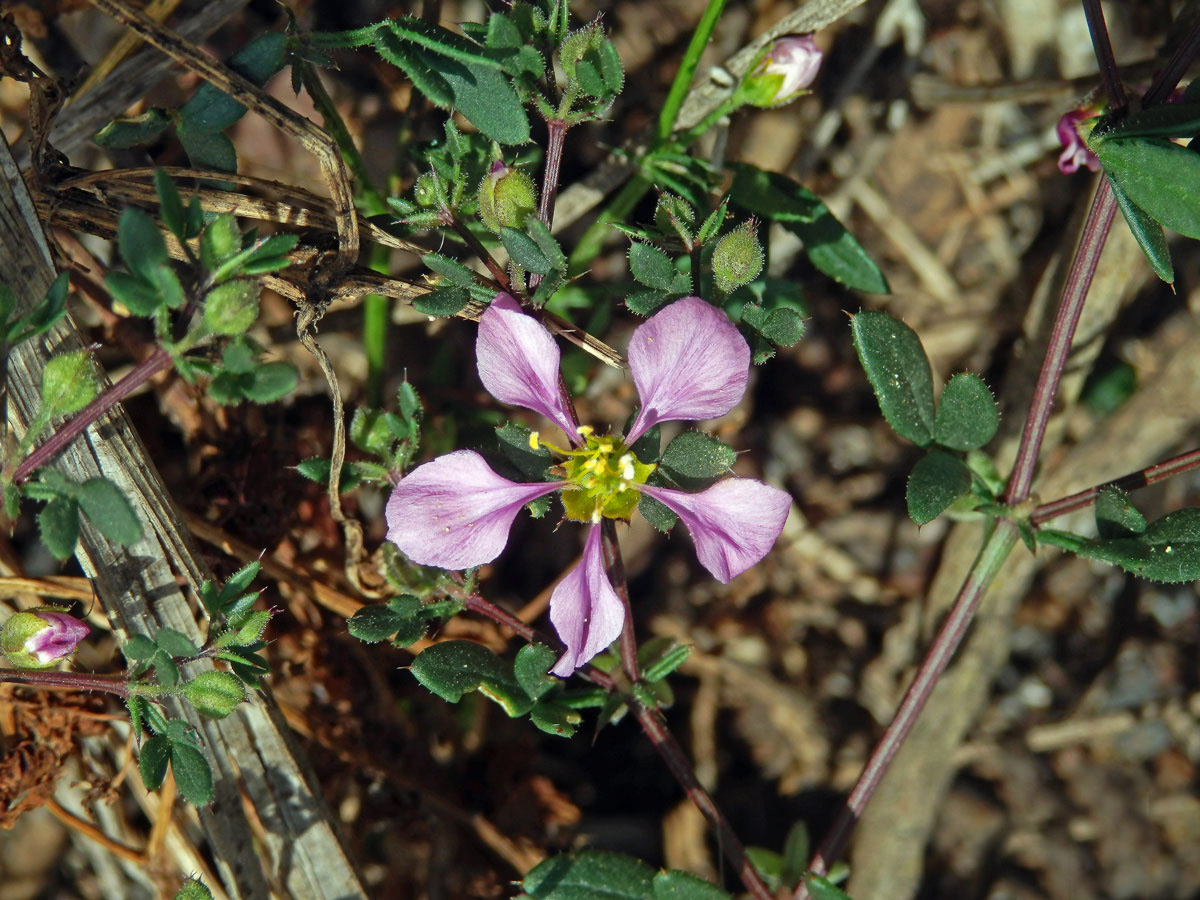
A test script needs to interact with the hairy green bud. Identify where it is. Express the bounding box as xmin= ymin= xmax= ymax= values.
xmin=477 ymin=161 xmax=537 ymax=233
xmin=183 ymin=670 xmax=246 ymax=719
xmin=654 ymin=193 xmax=695 ymax=244
xmin=712 ymin=220 xmax=765 ymax=293
xmin=174 ymin=879 xmax=214 ymax=900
